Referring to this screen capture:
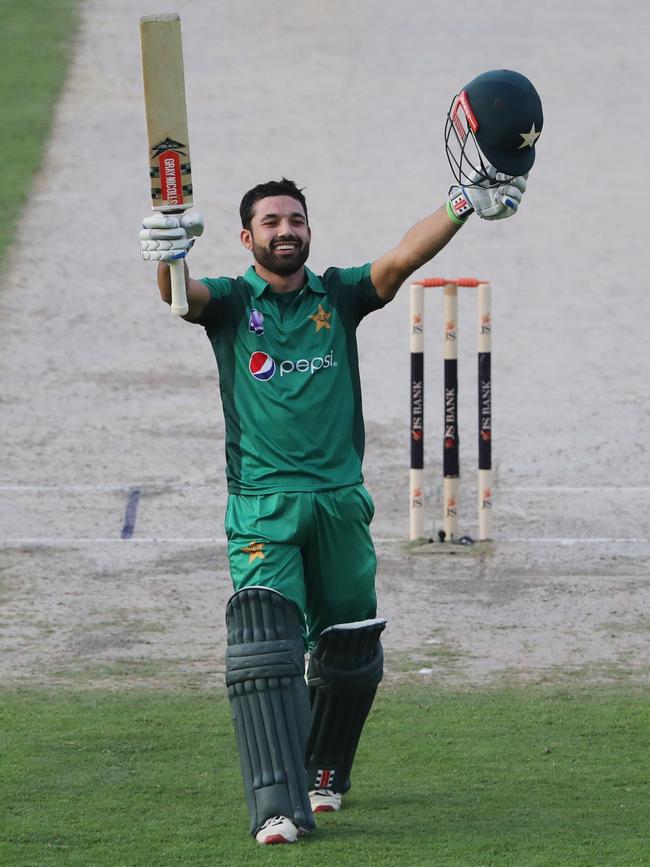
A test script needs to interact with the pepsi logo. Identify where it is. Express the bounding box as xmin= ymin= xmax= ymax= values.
xmin=249 ymin=351 xmax=276 ymax=381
